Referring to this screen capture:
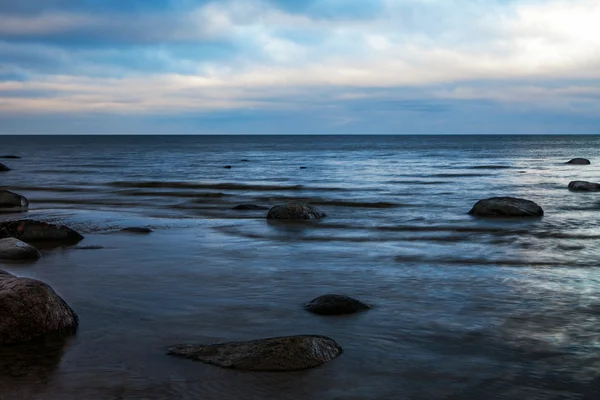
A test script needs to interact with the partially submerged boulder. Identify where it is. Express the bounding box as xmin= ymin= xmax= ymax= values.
xmin=120 ymin=227 xmax=152 ymax=234
xmin=566 ymin=158 xmax=590 ymax=165
xmin=568 ymin=181 xmax=600 ymax=192
xmin=168 ymin=335 xmax=342 ymax=371
xmin=0 ymin=238 xmax=41 ymax=261
xmin=305 ymin=294 xmax=371 ymax=315
xmin=0 ymin=163 xmax=10 ymax=172
xmin=0 ymin=190 xmax=28 ymax=212
xmin=267 ymin=203 xmax=326 ymax=220
xmin=0 ymin=270 xmax=79 ymax=345
xmin=0 ymin=220 xmax=83 ymax=244
xmin=468 ymin=197 xmax=543 ymax=217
